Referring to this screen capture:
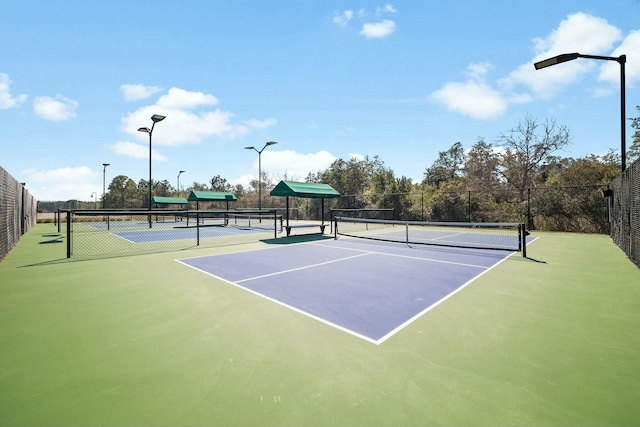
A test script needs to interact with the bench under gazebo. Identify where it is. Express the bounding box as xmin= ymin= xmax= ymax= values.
xmin=269 ymin=180 xmax=341 ymax=236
